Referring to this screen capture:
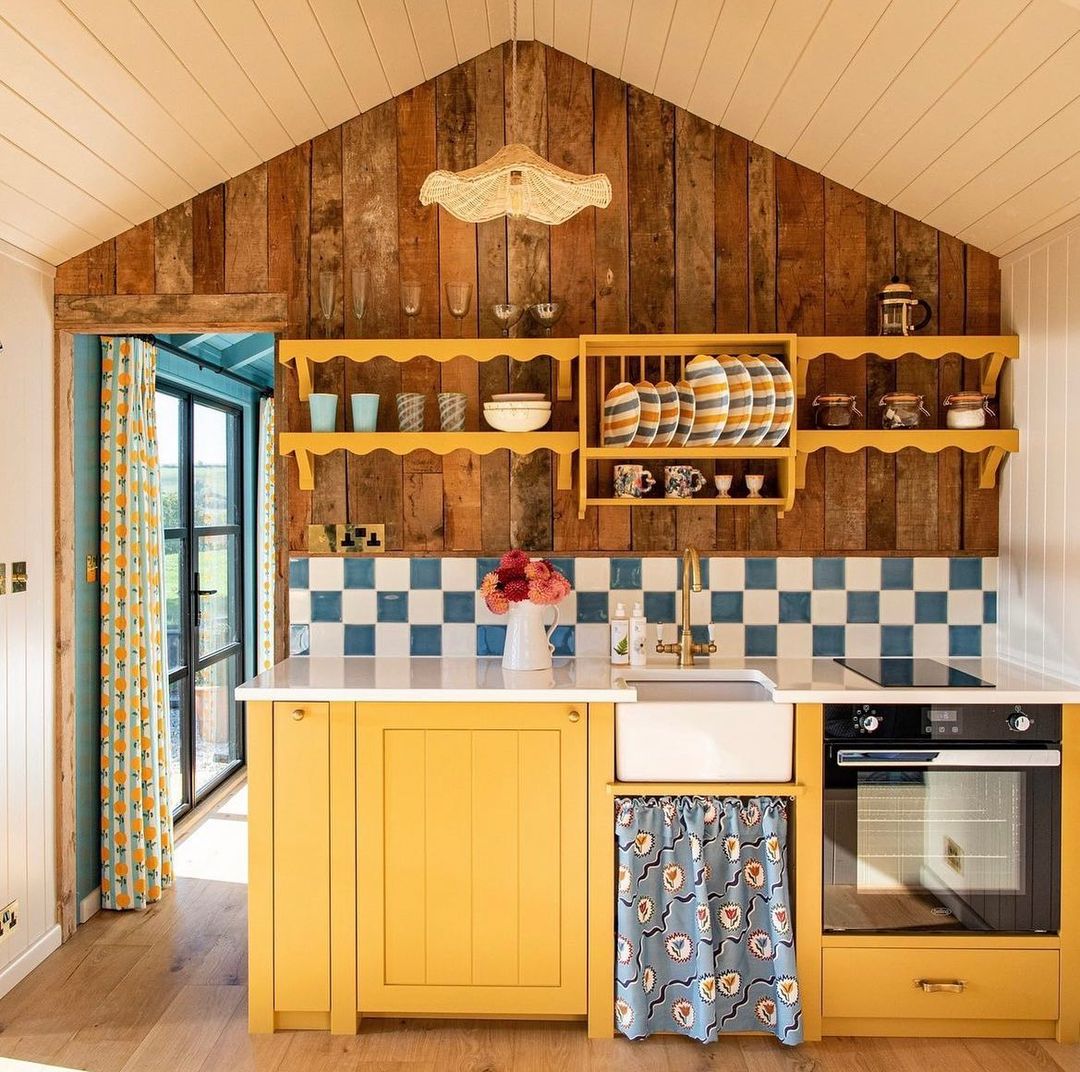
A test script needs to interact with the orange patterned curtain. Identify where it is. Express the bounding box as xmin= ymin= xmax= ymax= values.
xmin=99 ymin=336 xmax=173 ymax=910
